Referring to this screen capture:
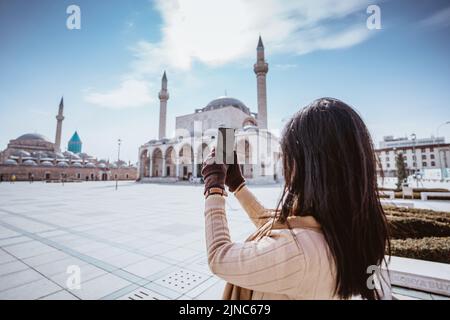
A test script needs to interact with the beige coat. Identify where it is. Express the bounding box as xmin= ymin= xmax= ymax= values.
xmin=204 ymin=186 xmax=338 ymax=300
